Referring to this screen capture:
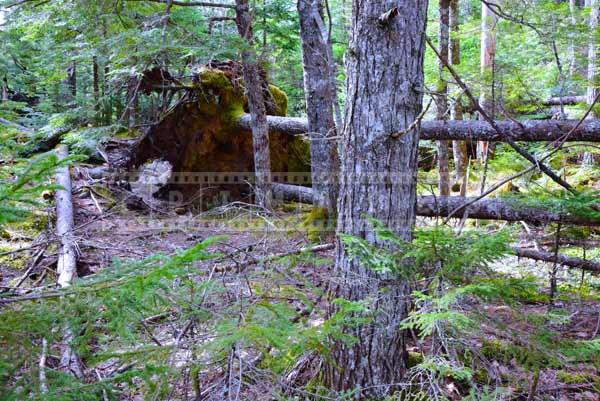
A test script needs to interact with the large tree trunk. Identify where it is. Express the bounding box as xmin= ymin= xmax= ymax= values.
xmin=478 ymin=0 xmax=497 ymax=161
xmin=297 ymin=0 xmax=339 ymax=213
xmin=241 ymin=115 xmax=600 ymax=142
xmin=273 ymin=184 xmax=600 ymax=227
xmin=235 ymin=0 xmax=273 ymax=209
xmin=326 ymin=1 xmax=428 ymax=397
xmin=437 ymin=0 xmax=451 ymax=196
